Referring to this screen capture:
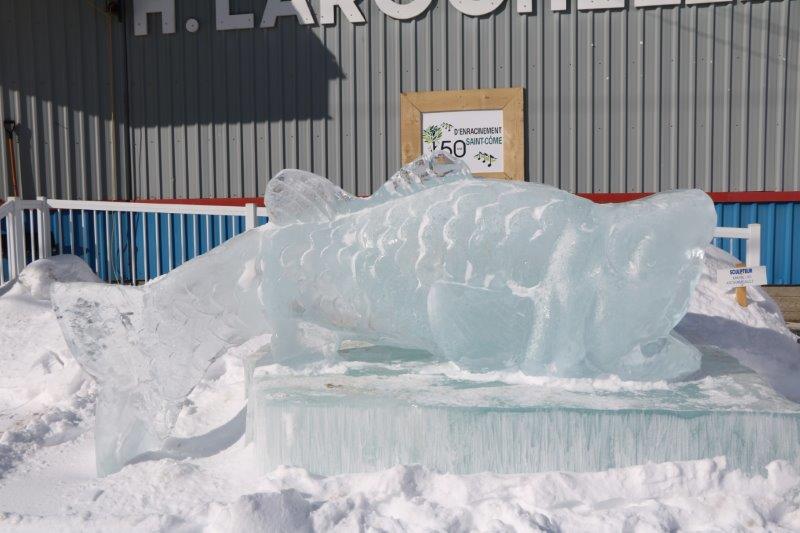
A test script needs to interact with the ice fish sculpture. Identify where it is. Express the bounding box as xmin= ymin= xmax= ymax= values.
xmin=51 ymin=153 xmax=716 ymax=475
xmin=261 ymin=155 xmax=715 ymax=379
xmin=51 ymin=233 xmax=268 ymax=476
